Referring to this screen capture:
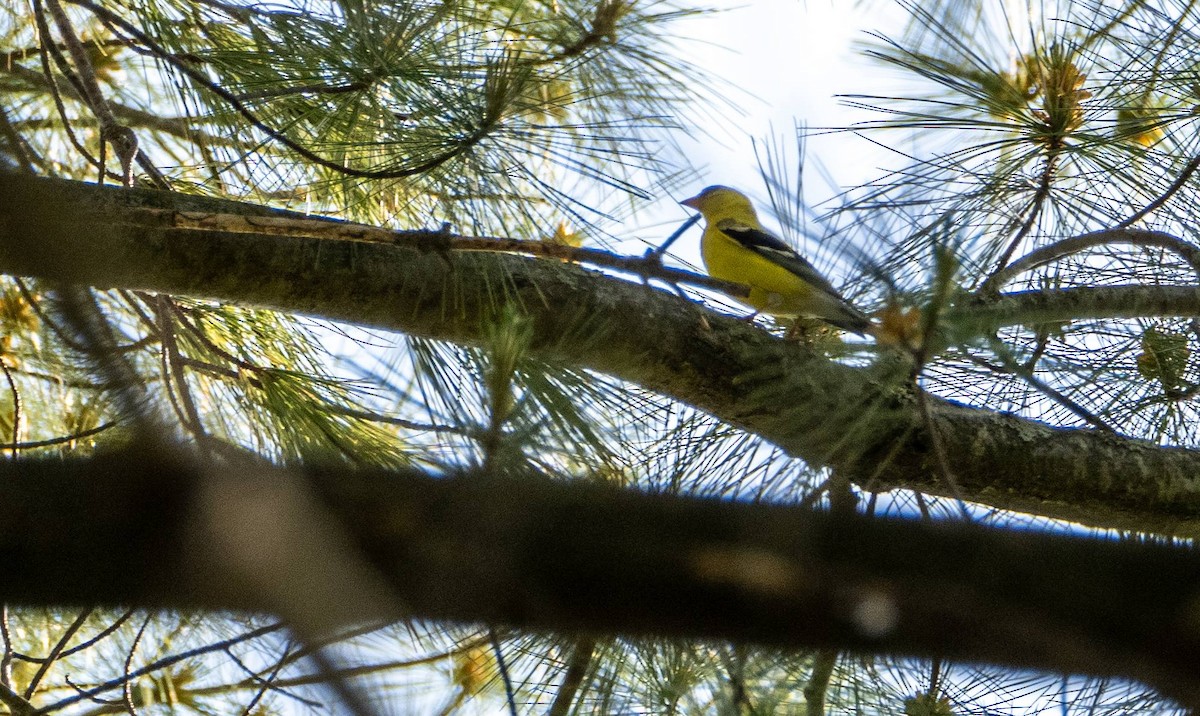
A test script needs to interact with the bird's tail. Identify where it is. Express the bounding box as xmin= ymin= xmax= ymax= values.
xmin=826 ymin=312 xmax=873 ymax=336
xmin=813 ymin=293 xmax=873 ymax=336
